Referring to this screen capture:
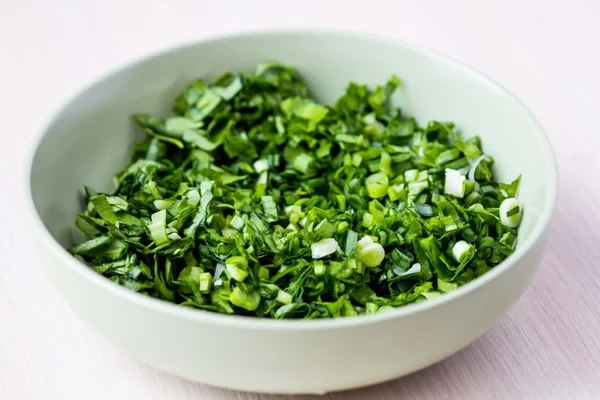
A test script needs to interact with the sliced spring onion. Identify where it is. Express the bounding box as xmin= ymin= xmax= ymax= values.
xmin=452 ymin=240 xmax=472 ymax=263
xmin=356 ymin=236 xmax=385 ymax=267
xmin=366 ymin=172 xmax=389 ymax=198
xmin=198 ymin=272 xmax=213 ymax=294
xmin=148 ymin=209 xmax=169 ymax=246
xmin=404 ymin=169 xmax=419 ymax=182
xmin=253 ymin=159 xmax=269 ymax=173
xmin=230 ymin=286 xmax=261 ymax=311
xmin=293 ymin=153 xmax=314 ymax=173
xmin=467 ymin=155 xmax=487 ymax=182
xmin=225 ymin=256 xmax=249 ymax=282
xmin=500 ymin=198 xmax=523 ymax=228
xmin=444 ymin=168 xmax=466 ymax=198
xmin=311 ymin=238 xmax=341 ymax=259
xmin=276 ymin=290 xmax=293 ymax=305
xmin=313 ymin=261 xmax=326 ymax=276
